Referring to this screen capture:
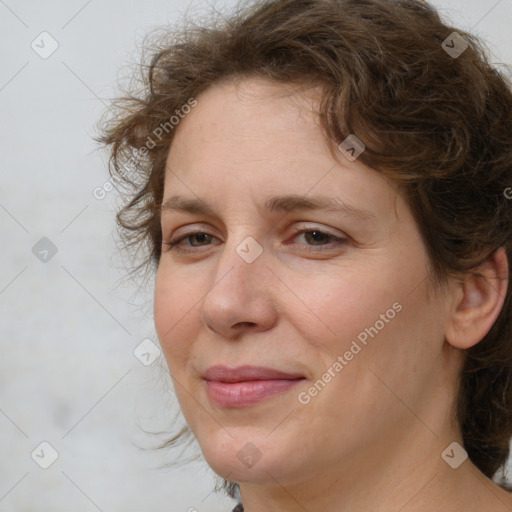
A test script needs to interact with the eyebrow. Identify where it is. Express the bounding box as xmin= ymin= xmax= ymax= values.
xmin=161 ymin=194 xmax=376 ymax=222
